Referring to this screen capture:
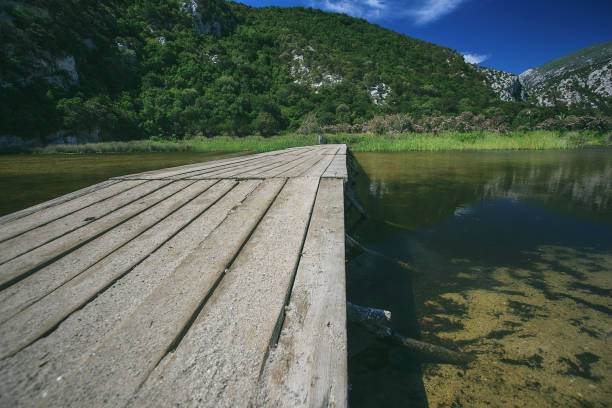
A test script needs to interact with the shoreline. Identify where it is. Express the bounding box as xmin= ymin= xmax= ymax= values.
xmin=2 ymin=131 xmax=609 ymax=155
